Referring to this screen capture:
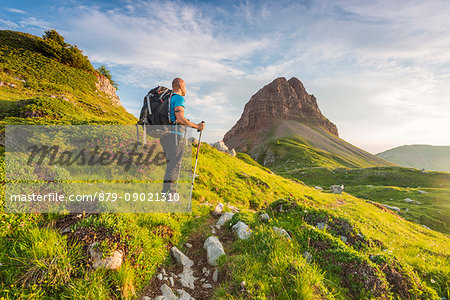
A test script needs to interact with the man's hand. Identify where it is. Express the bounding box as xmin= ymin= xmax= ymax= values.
xmin=197 ymin=122 xmax=205 ymax=131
